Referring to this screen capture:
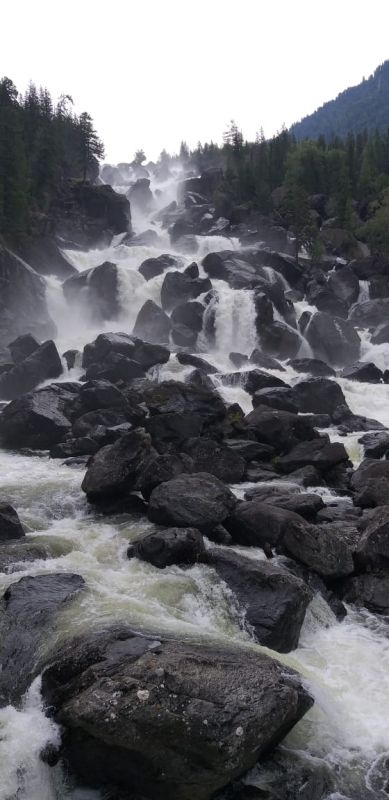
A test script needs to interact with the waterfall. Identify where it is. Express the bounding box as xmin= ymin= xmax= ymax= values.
xmin=212 ymin=284 xmax=257 ymax=356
